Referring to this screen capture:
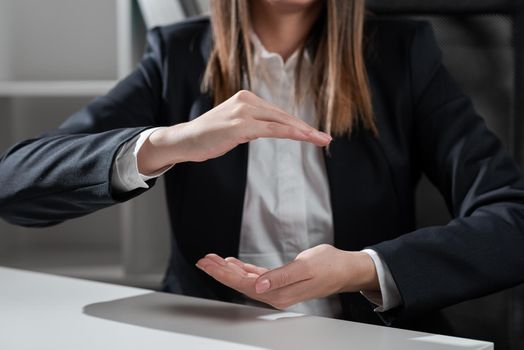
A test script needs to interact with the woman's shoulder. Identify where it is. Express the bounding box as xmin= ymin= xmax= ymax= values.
xmin=364 ymin=17 xmax=440 ymax=72
xmin=365 ymin=17 xmax=434 ymax=46
xmin=147 ymin=16 xmax=212 ymax=58
xmin=155 ymin=16 xmax=210 ymax=40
